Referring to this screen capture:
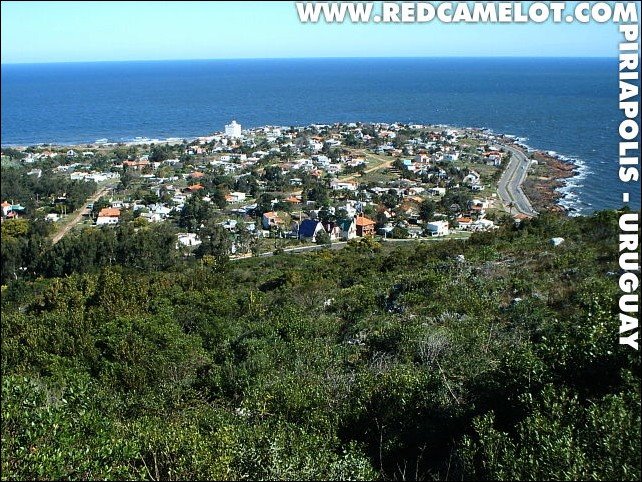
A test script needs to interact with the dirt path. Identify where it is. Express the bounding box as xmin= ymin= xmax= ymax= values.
xmin=339 ymin=158 xmax=395 ymax=182
xmin=51 ymin=183 xmax=115 ymax=244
